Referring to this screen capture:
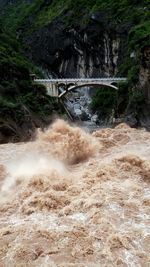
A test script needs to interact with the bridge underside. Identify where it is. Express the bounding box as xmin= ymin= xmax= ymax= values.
xmin=58 ymin=83 xmax=118 ymax=98
xmin=35 ymin=82 xmax=119 ymax=97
